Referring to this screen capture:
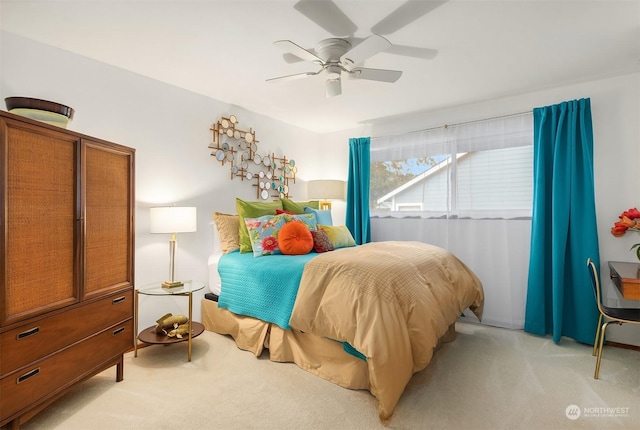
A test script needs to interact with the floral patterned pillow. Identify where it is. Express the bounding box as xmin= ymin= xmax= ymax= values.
xmin=244 ymin=213 xmax=317 ymax=257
